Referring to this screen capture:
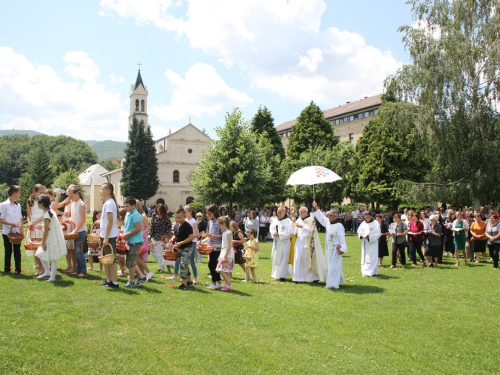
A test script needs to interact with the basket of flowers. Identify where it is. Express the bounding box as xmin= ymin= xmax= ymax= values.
xmin=163 ymin=249 xmax=179 ymax=261
xmin=61 ymin=220 xmax=79 ymax=240
xmin=87 ymin=222 xmax=101 ymax=249
xmin=196 ymin=242 xmax=213 ymax=255
xmin=98 ymin=243 xmax=115 ymax=265
xmin=116 ymin=235 xmax=128 ymax=255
